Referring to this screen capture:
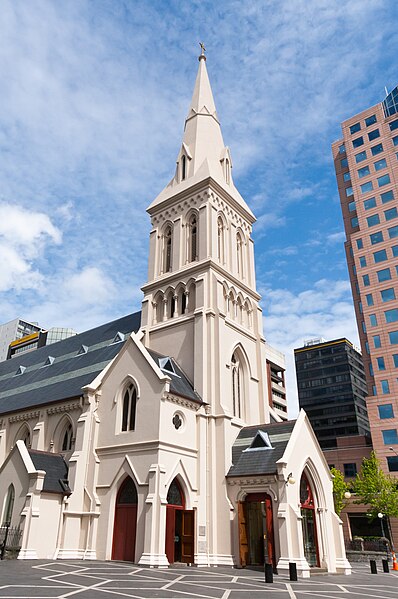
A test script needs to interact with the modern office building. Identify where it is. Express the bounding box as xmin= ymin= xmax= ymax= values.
xmin=7 ymin=327 xmax=77 ymax=359
xmin=0 ymin=318 xmax=42 ymax=362
xmin=265 ymin=343 xmax=288 ymax=419
xmin=294 ymin=338 xmax=370 ymax=449
xmin=332 ymin=87 xmax=398 ymax=474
